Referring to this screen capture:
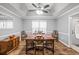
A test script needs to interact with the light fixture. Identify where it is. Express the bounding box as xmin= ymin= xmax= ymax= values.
xmin=36 ymin=10 xmax=43 ymax=15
